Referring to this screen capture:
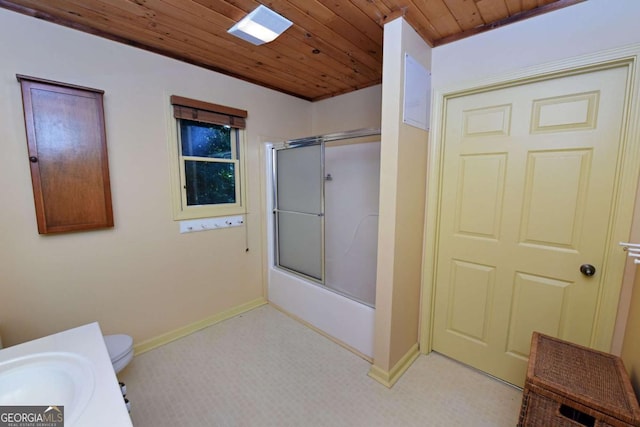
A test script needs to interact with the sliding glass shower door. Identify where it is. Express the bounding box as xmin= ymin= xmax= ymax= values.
xmin=273 ymin=143 xmax=324 ymax=282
